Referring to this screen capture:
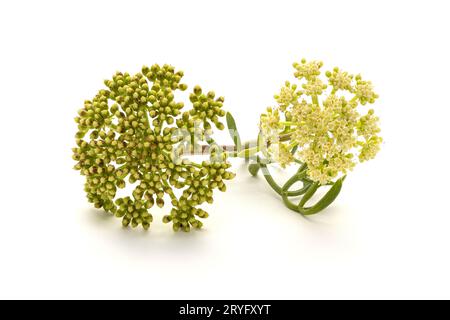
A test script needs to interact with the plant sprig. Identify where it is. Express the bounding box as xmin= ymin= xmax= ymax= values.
xmin=224 ymin=59 xmax=382 ymax=215
xmin=73 ymin=59 xmax=382 ymax=229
